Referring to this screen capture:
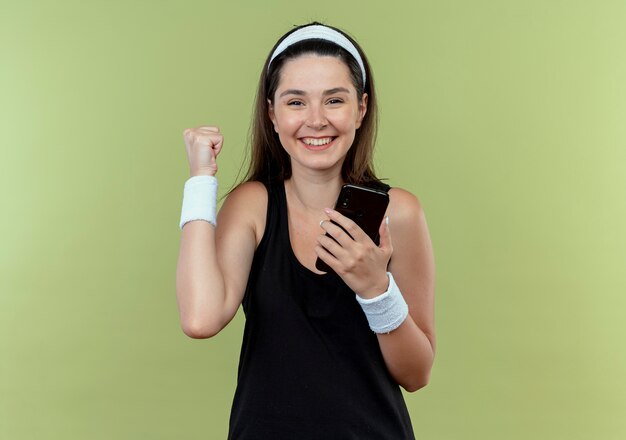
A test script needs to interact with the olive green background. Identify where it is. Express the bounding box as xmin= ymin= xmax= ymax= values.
xmin=2 ymin=0 xmax=625 ymax=439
